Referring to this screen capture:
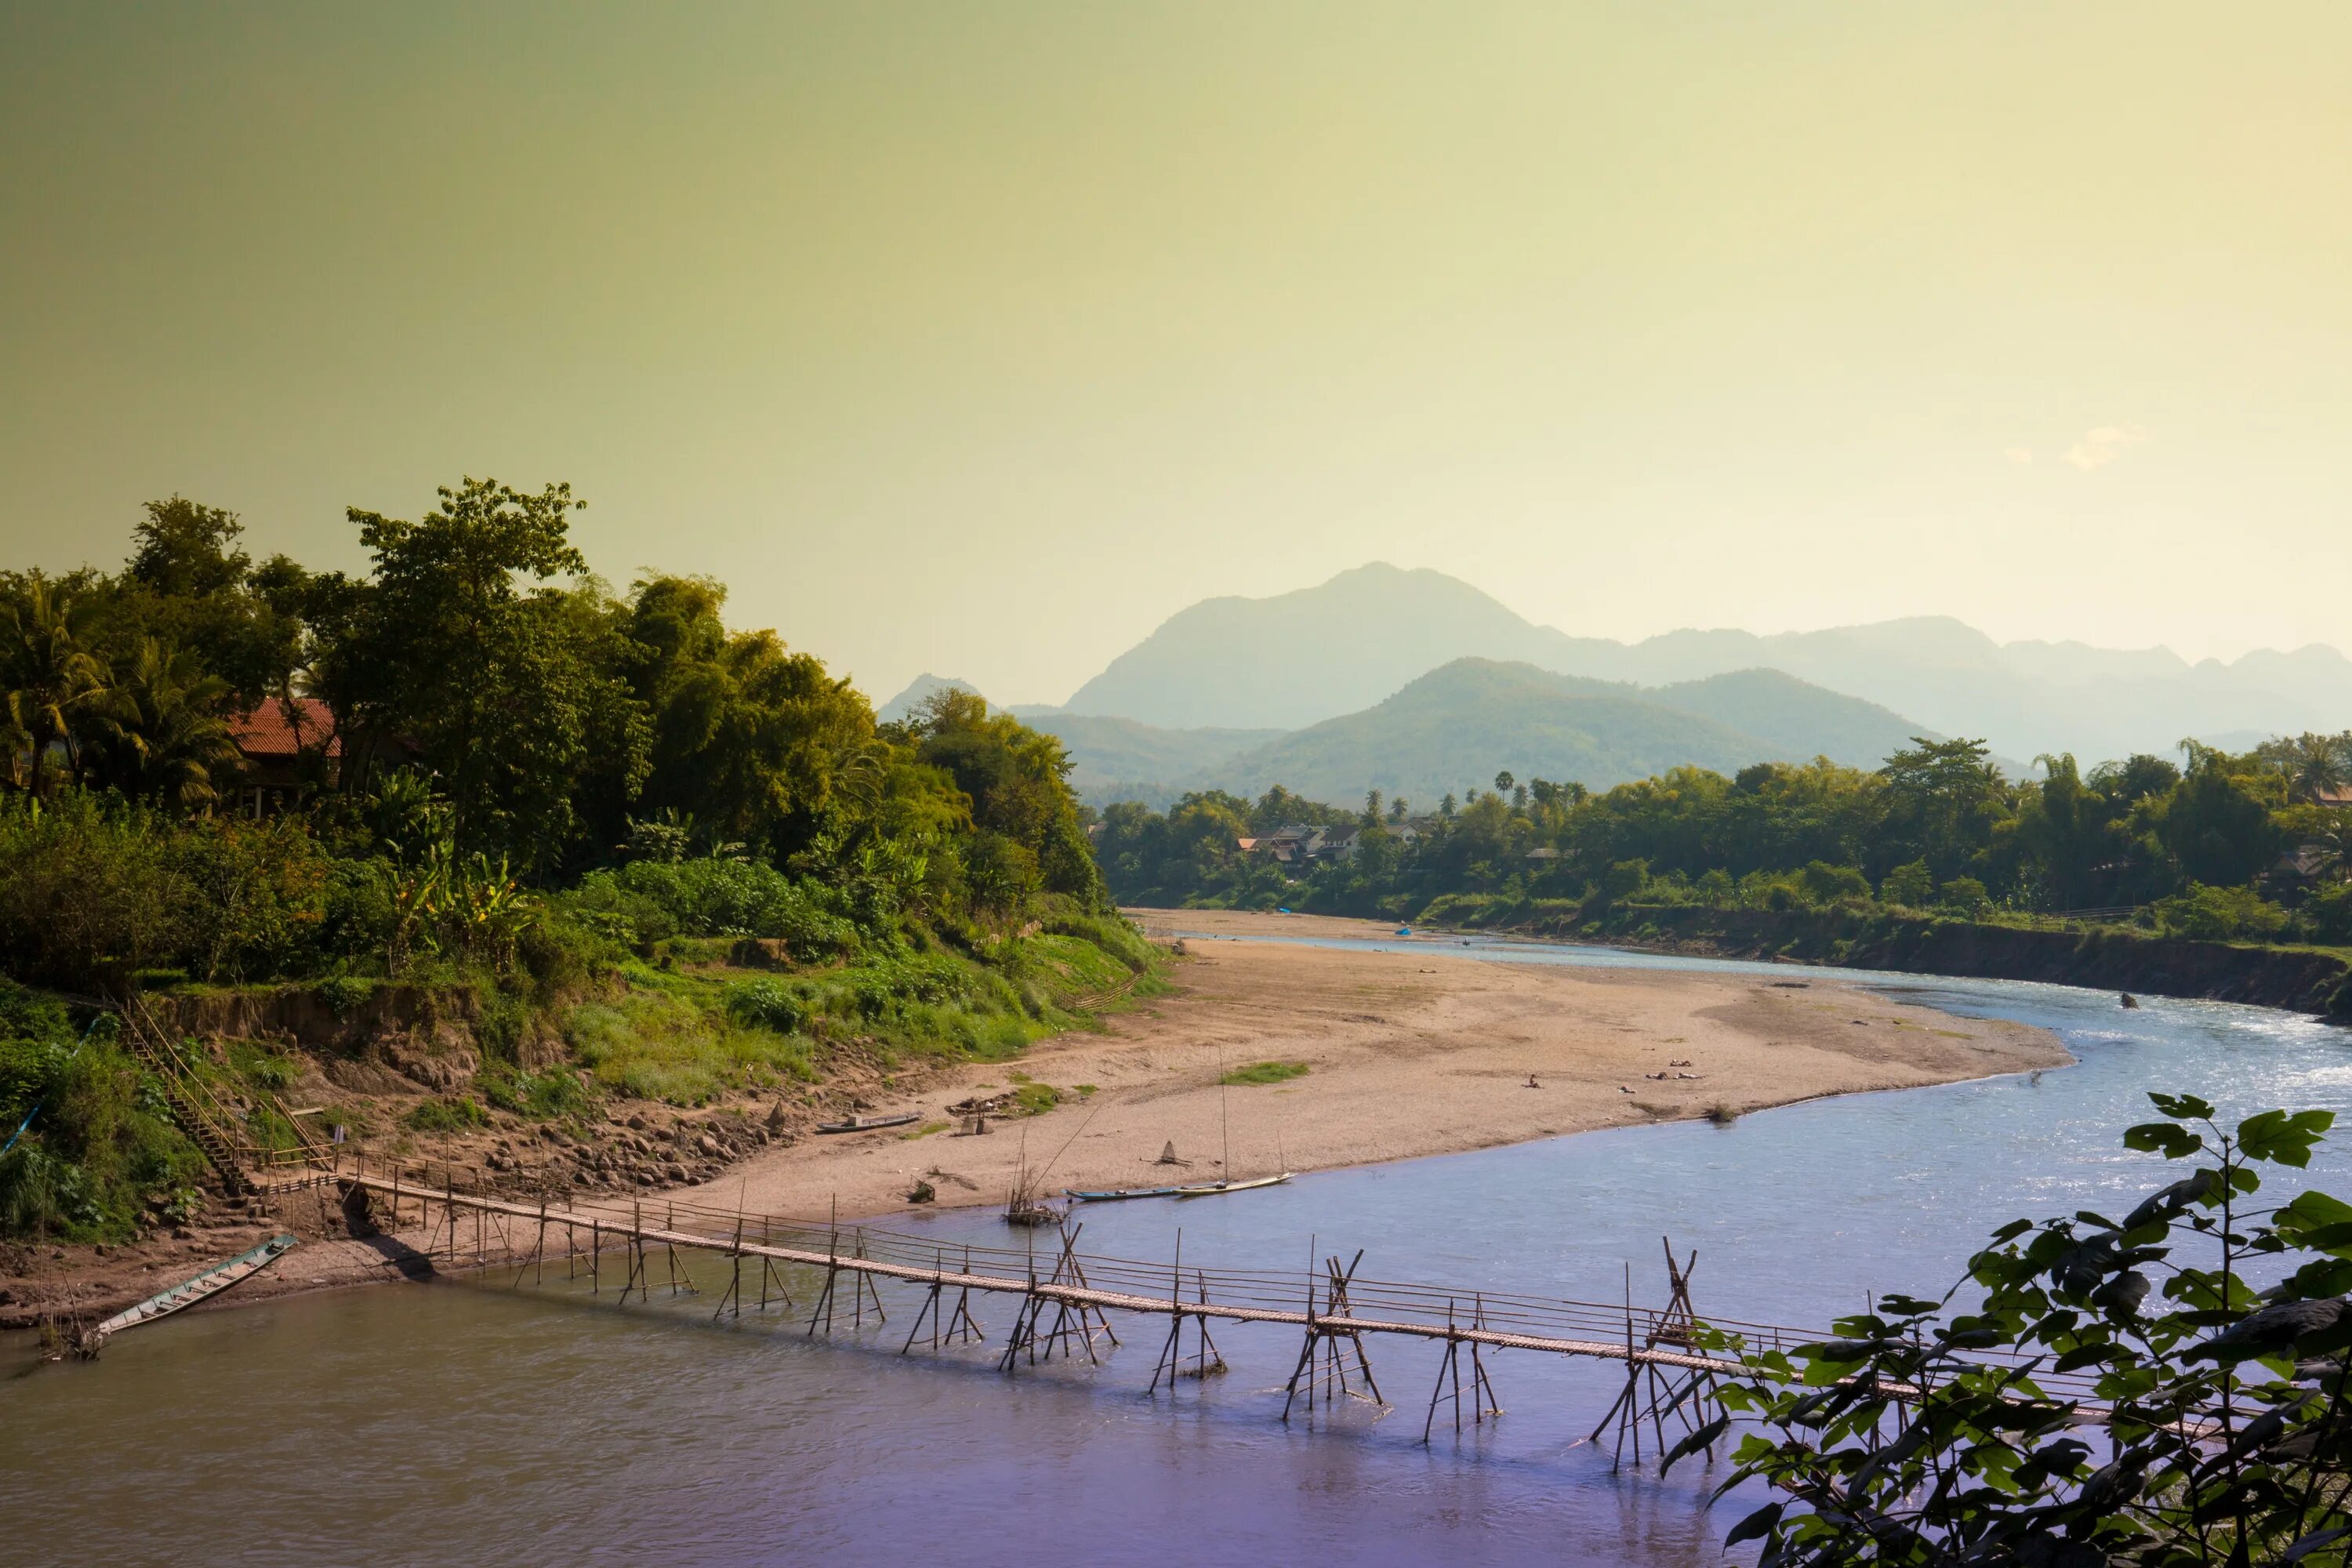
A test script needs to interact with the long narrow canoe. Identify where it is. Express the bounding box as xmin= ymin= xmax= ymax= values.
xmin=1176 ymin=1174 xmax=1293 ymax=1200
xmin=91 ymin=1232 xmax=299 ymax=1341
xmin=1066 ymin=1184 xmax=1184 ymax=1203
